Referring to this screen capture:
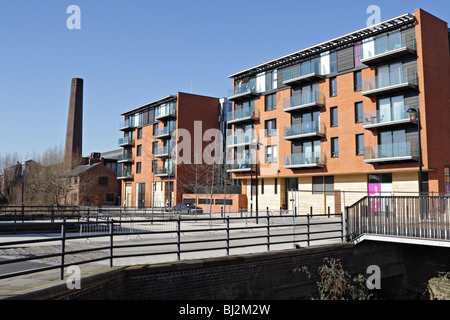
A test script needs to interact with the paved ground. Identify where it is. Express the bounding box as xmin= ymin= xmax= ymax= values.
xmin=0 ymin=216 xmax=344 ymax=299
